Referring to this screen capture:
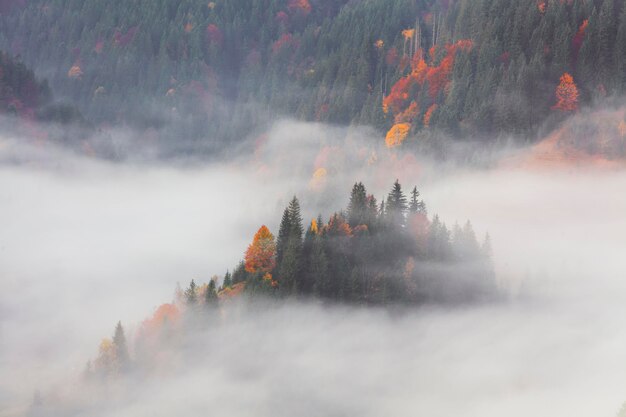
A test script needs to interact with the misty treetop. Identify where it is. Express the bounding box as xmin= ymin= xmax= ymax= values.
xmin=2 ymin=0 xmax=625 ymax=152
xmin=236 ymin=179 xmax=496 ymax=304
xmin=85 ymin=178 xmax=496 ymax=381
